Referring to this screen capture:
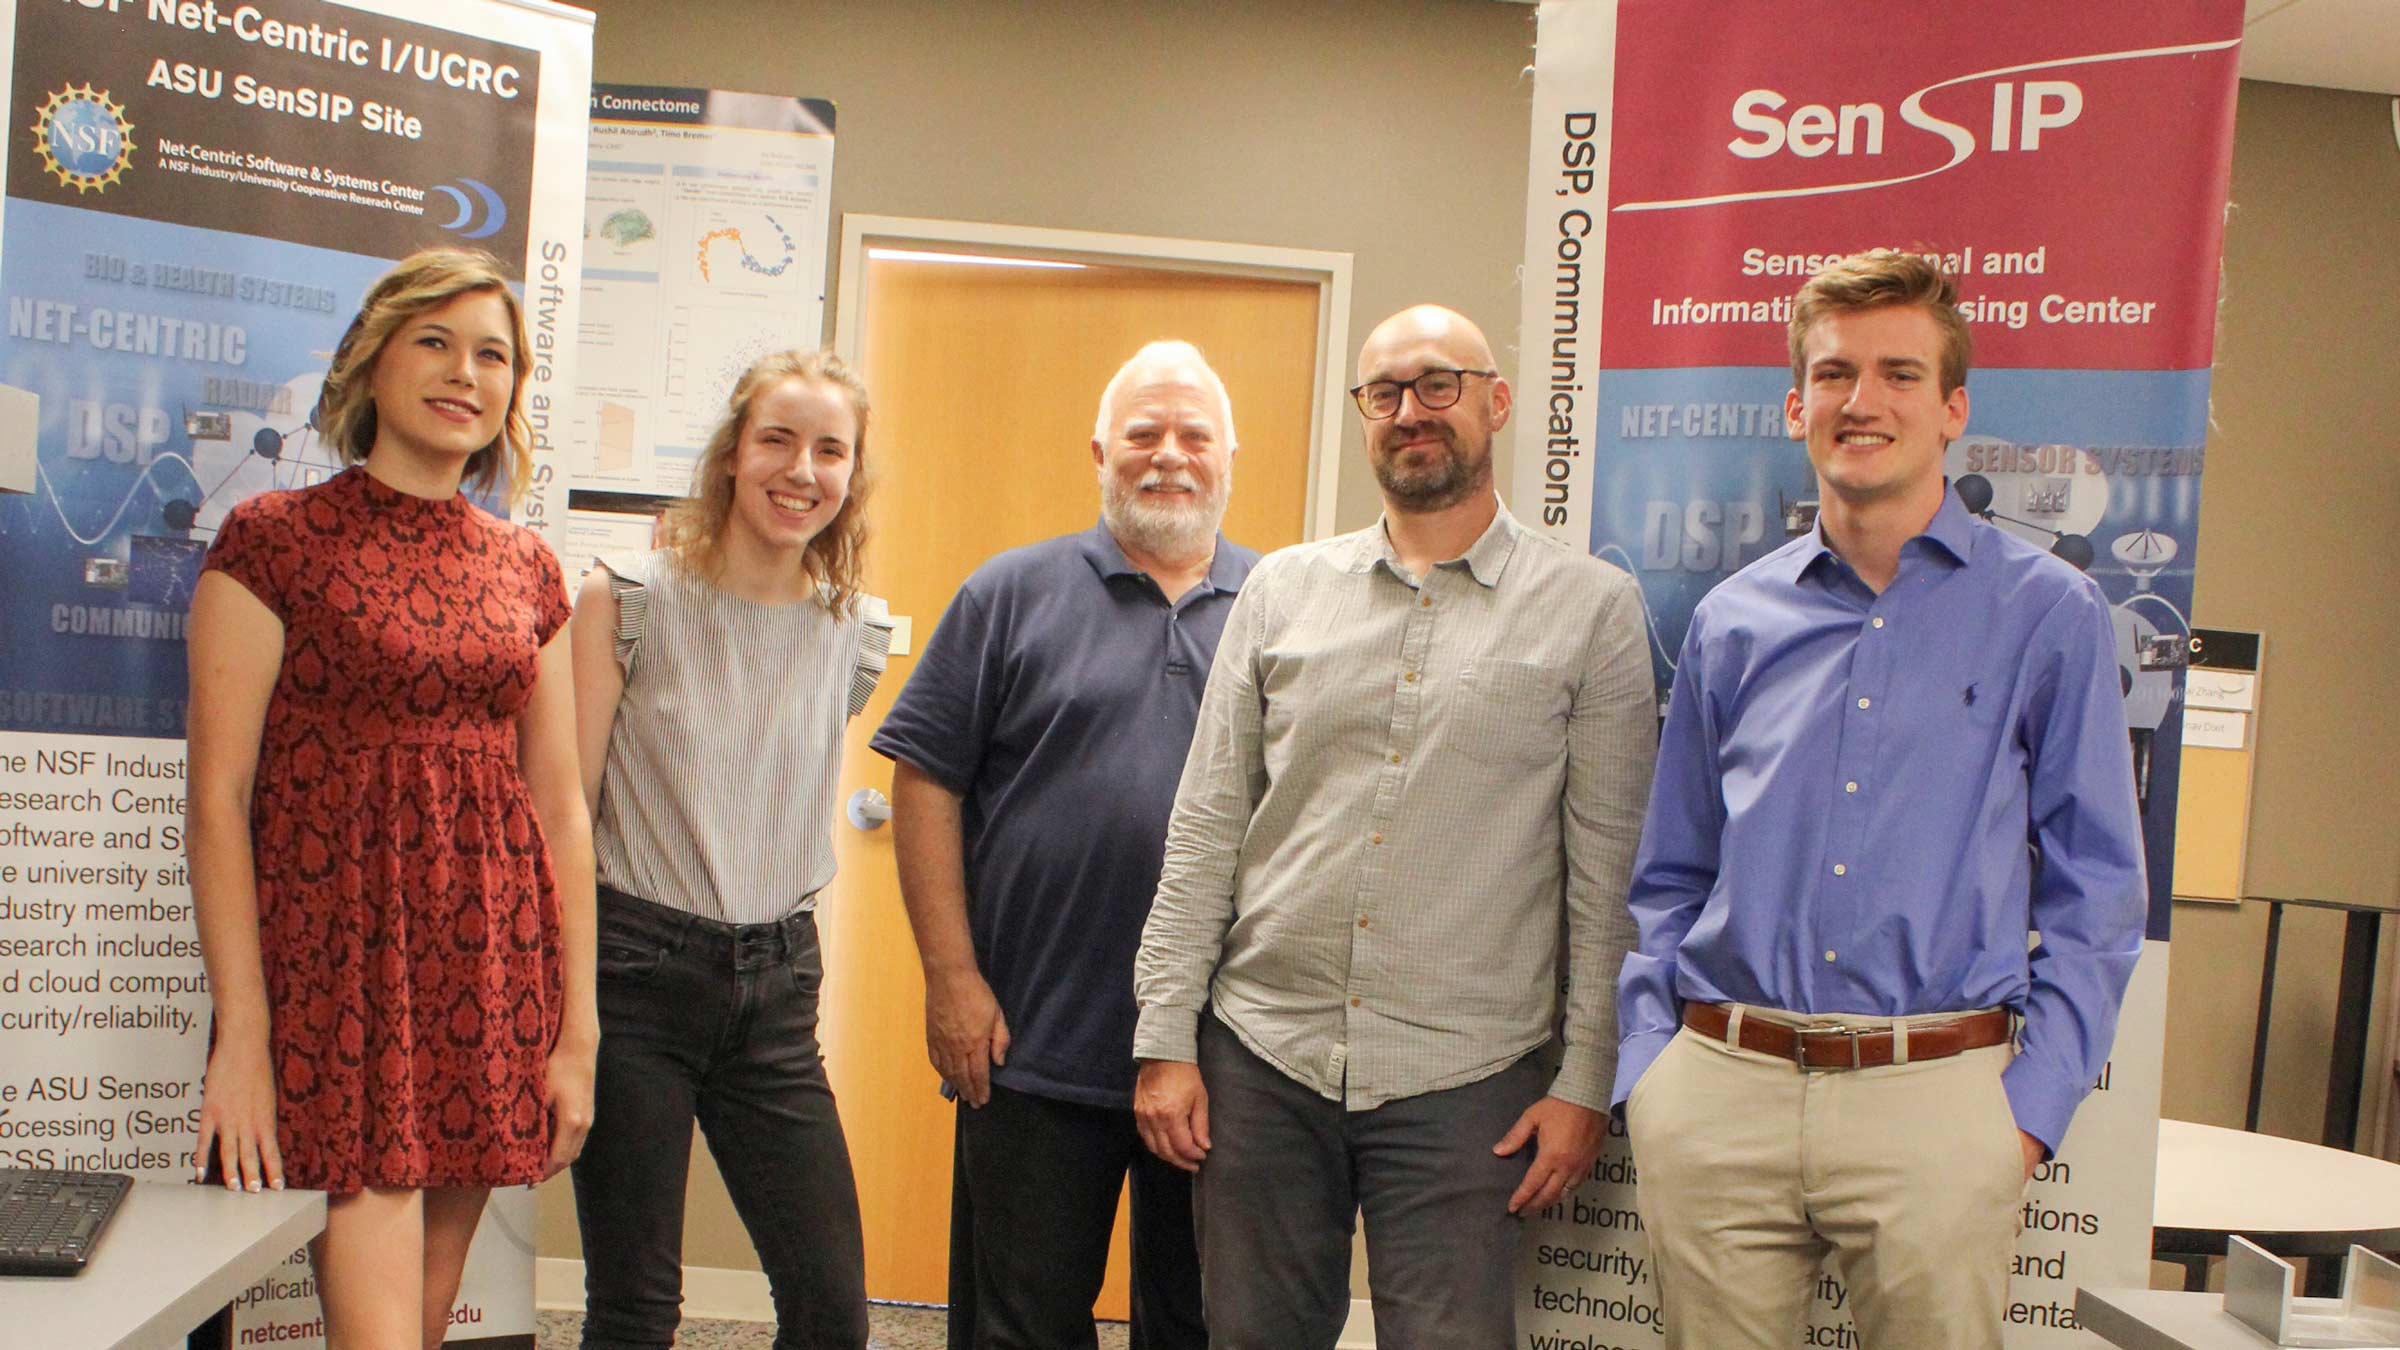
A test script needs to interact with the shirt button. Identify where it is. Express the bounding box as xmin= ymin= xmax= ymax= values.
xmin=1845 ymin=781 xmax=1858 ymax=794
xmin=1824 ymin=950 xmax=1837 ymax=962
xmin=1420 ymin=595 xmax=1432 ymax=608
xmin=1404 ymin=672 xmax=1419 ymax=683
xmin=1351 ymin=996 xmax=1363 ymax=1007
xmin=1832 ymin=863 xmax=1848 ymax=876
xmin=1872 ymin=617 xmax=1885 ymax=629
xmin=1370 ymin=833 xmax=1384 ymax=845
xmin=1357 ymin=916 xmax=1370 ymax=929
xmin=1389 ymin=752 xmax=1402 ymax=765
xmin=1857 ymin=697 xmax=1872 ymax=710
